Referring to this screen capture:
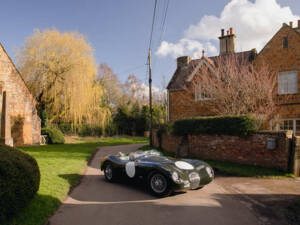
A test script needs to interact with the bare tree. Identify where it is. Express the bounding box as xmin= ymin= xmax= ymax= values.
xmin=98 ymin=63 xmax=122 ymax=108
xmin=181 ymin=54 xmax=282 ymax=129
